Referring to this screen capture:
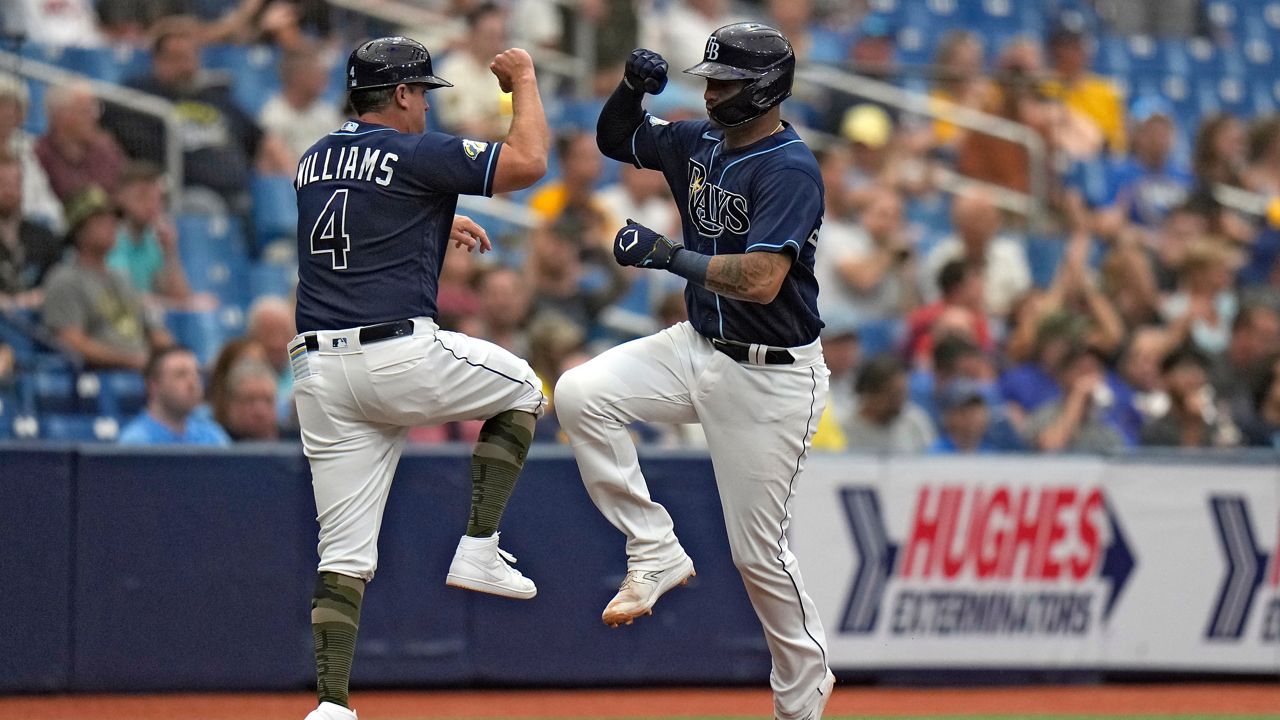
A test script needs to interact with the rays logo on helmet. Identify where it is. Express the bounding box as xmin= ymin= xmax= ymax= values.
xmin=705 ymin=36 xmax=721 ymax=61
xmin=687 ymin=158 xmax=750 ymax=237
xmin=462 ymin=139 xmax=489 ymax=160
